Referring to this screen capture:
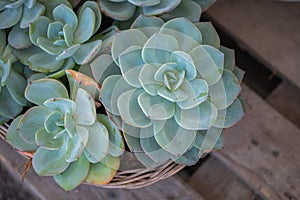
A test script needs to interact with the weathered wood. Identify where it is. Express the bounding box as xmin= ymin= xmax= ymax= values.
xmin=0 ymin=138 xmax=204 ymax=200
xmin=267 ymin=81 xmax=300 ymax=129
xmin=189 ymin=156 xmax=262 ymax=200
xmin=206 ymin=0 xmax=300 ymax=88
xmin=212 ymin=85 xmax=300 ymax=200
